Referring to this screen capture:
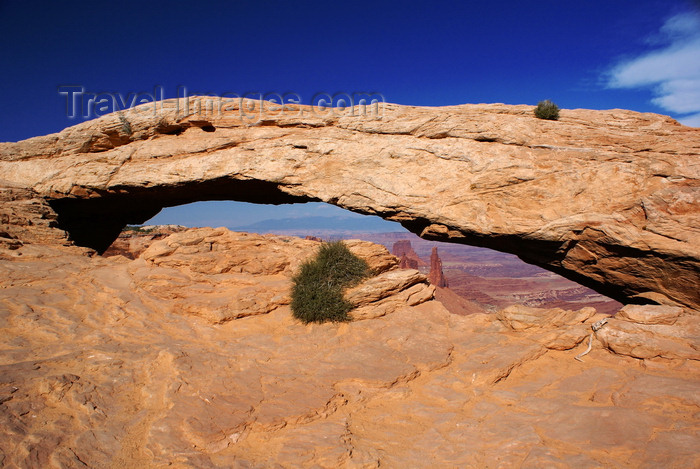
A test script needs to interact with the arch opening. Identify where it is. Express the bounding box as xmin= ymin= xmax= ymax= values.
xmin=45 ymin=175 xmax=631 ymax=312
xmin=100 ymin=199 xmax=622 ymax=315
xmin=47 ymin=178 xmax=317 ymax=254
